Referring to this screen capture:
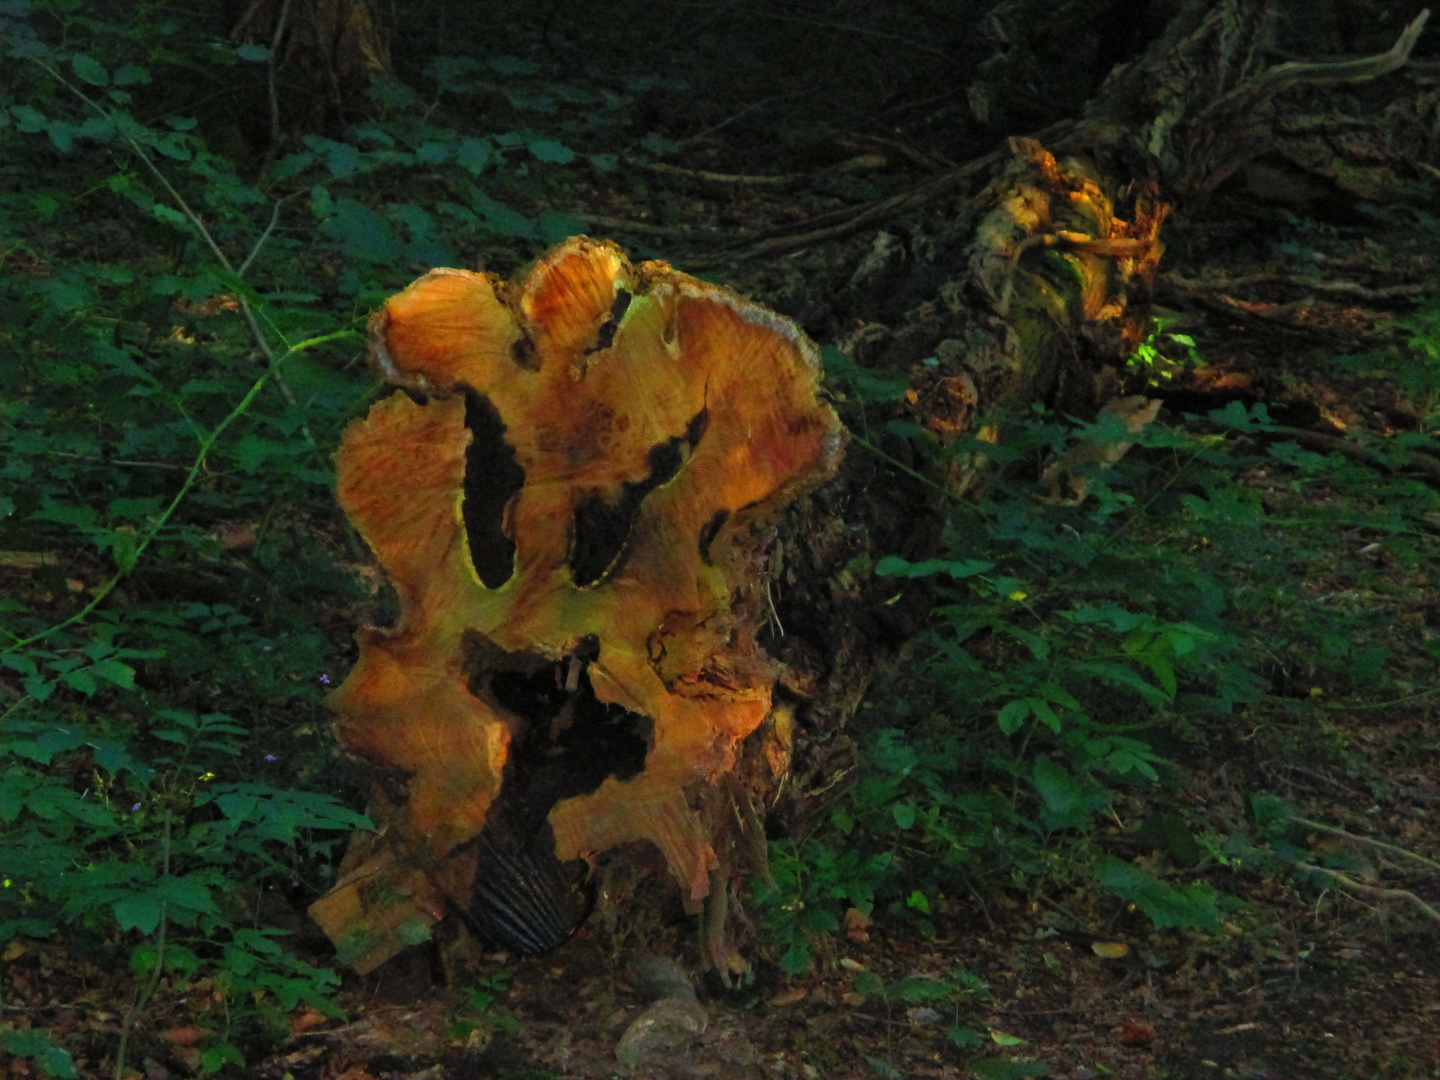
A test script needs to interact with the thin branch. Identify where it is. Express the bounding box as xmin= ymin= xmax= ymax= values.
xmin=1206 ymin=8 xmax=1431 ymax=117
xmin=624 ymin=152 xmax=886 ymax=188
xmin=237 ymin=199 xmax=282 ymax=279
xmin=1293 ymin=818 xmax=1440 ymax=874
xmin=1296 ymin=862 xmax=1440 ymax=925
xmin=265 ymin=0 xmax=295 ymax=153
